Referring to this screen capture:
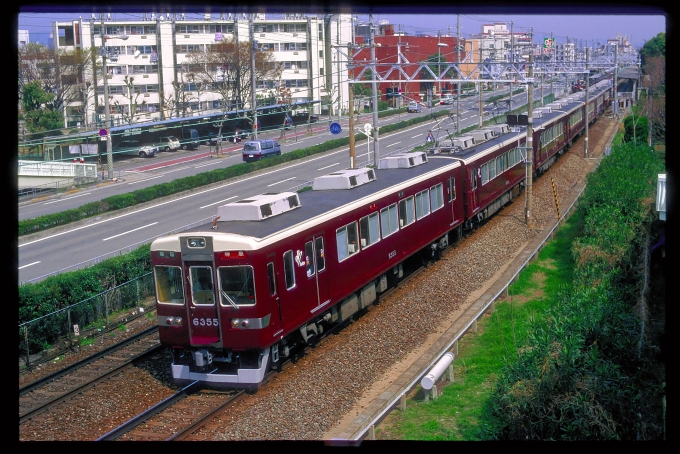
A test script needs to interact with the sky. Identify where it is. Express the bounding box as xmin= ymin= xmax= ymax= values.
xmin=16 ymin=5 xmax=668 ymax=50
